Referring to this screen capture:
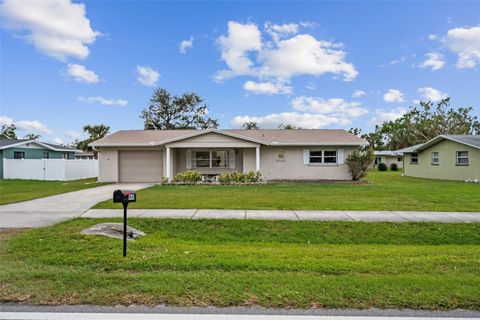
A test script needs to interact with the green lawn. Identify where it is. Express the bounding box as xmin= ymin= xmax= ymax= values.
xmin=1 ymin=219 xmax=479 ymax=309
xmin=0 ymin=178 xmax=108 ymax=205
xmin=94 ymin=171 xmax=480 ymax=212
